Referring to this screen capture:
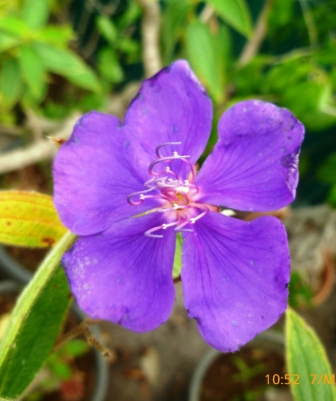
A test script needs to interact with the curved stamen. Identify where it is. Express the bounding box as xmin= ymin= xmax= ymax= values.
xmin=144 ymin=225 xmax=164 ymax=238
xmin=184 ymin=180 xmax=199 ymax=194
xmin=127 ymin=186 xmax=156 ymax=205
xmin=140 ymin=194 xmax=170 ymax=202
xmin=148 ymin=154 xmax=191 ymax=176
xmin=190 ymin=207 xmax=209 ymax=224
xmin=179 ymin=158 xmax=196 ymax=182
xmin=155 ymin=142 xmax=182 ymax=158
xmin=174 ymin=219 xmax=193 ymax=233
xmin=165 ymin=166 xmax=179 ymax=180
